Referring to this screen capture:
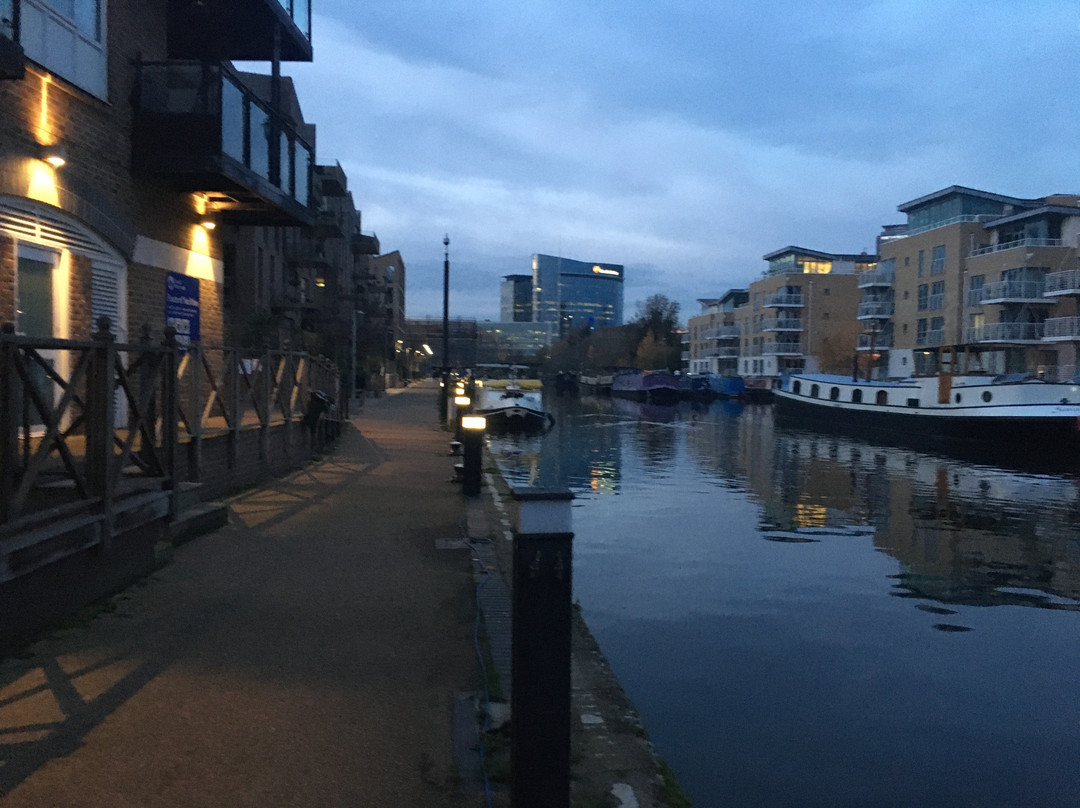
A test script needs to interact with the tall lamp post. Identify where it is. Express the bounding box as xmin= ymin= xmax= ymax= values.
xmin=440 ymin=233 xmax=450 ymax=423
